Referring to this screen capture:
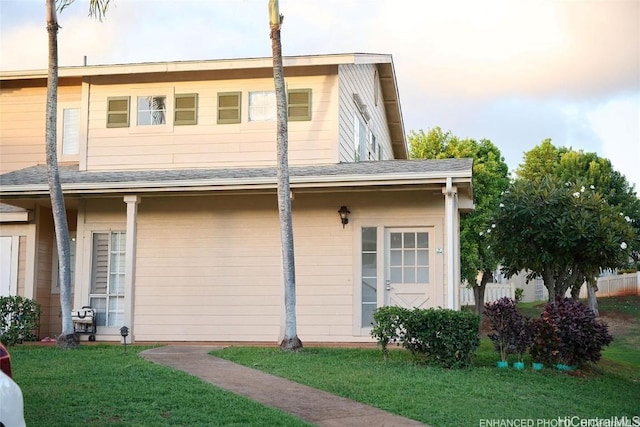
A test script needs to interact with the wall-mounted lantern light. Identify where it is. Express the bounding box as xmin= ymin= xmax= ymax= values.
xmin=120 ymin=326 xmax=129 ymax=354
xmin=338 ymin=206 xmax=350 ymax=228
